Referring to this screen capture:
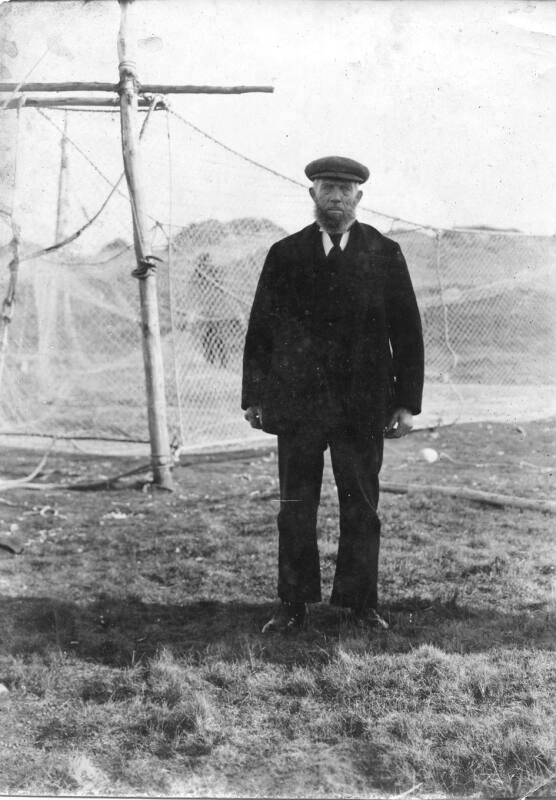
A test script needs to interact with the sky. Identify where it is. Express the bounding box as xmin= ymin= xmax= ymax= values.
xmin=1 ymin=0 xmax=555 ymax=250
